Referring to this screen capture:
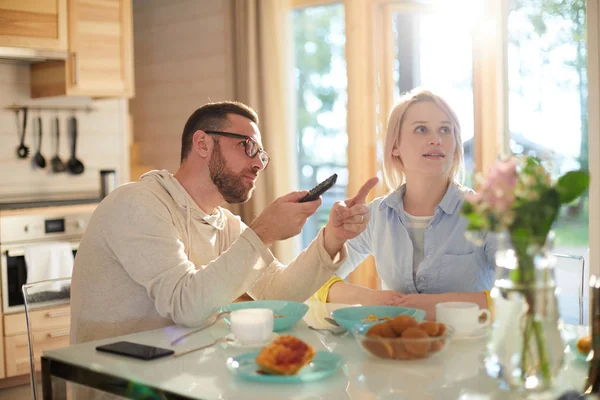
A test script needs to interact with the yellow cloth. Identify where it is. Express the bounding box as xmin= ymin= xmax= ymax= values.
xmin=313 ymin=275 xmax=344 ymax=302
xmin=483 ymin=289 xmax=491 ymax=308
